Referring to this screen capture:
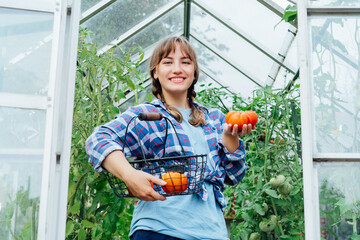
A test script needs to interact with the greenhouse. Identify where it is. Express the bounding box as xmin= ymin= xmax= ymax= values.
xmin=0 ymin=0 xmax=359 ymax=239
